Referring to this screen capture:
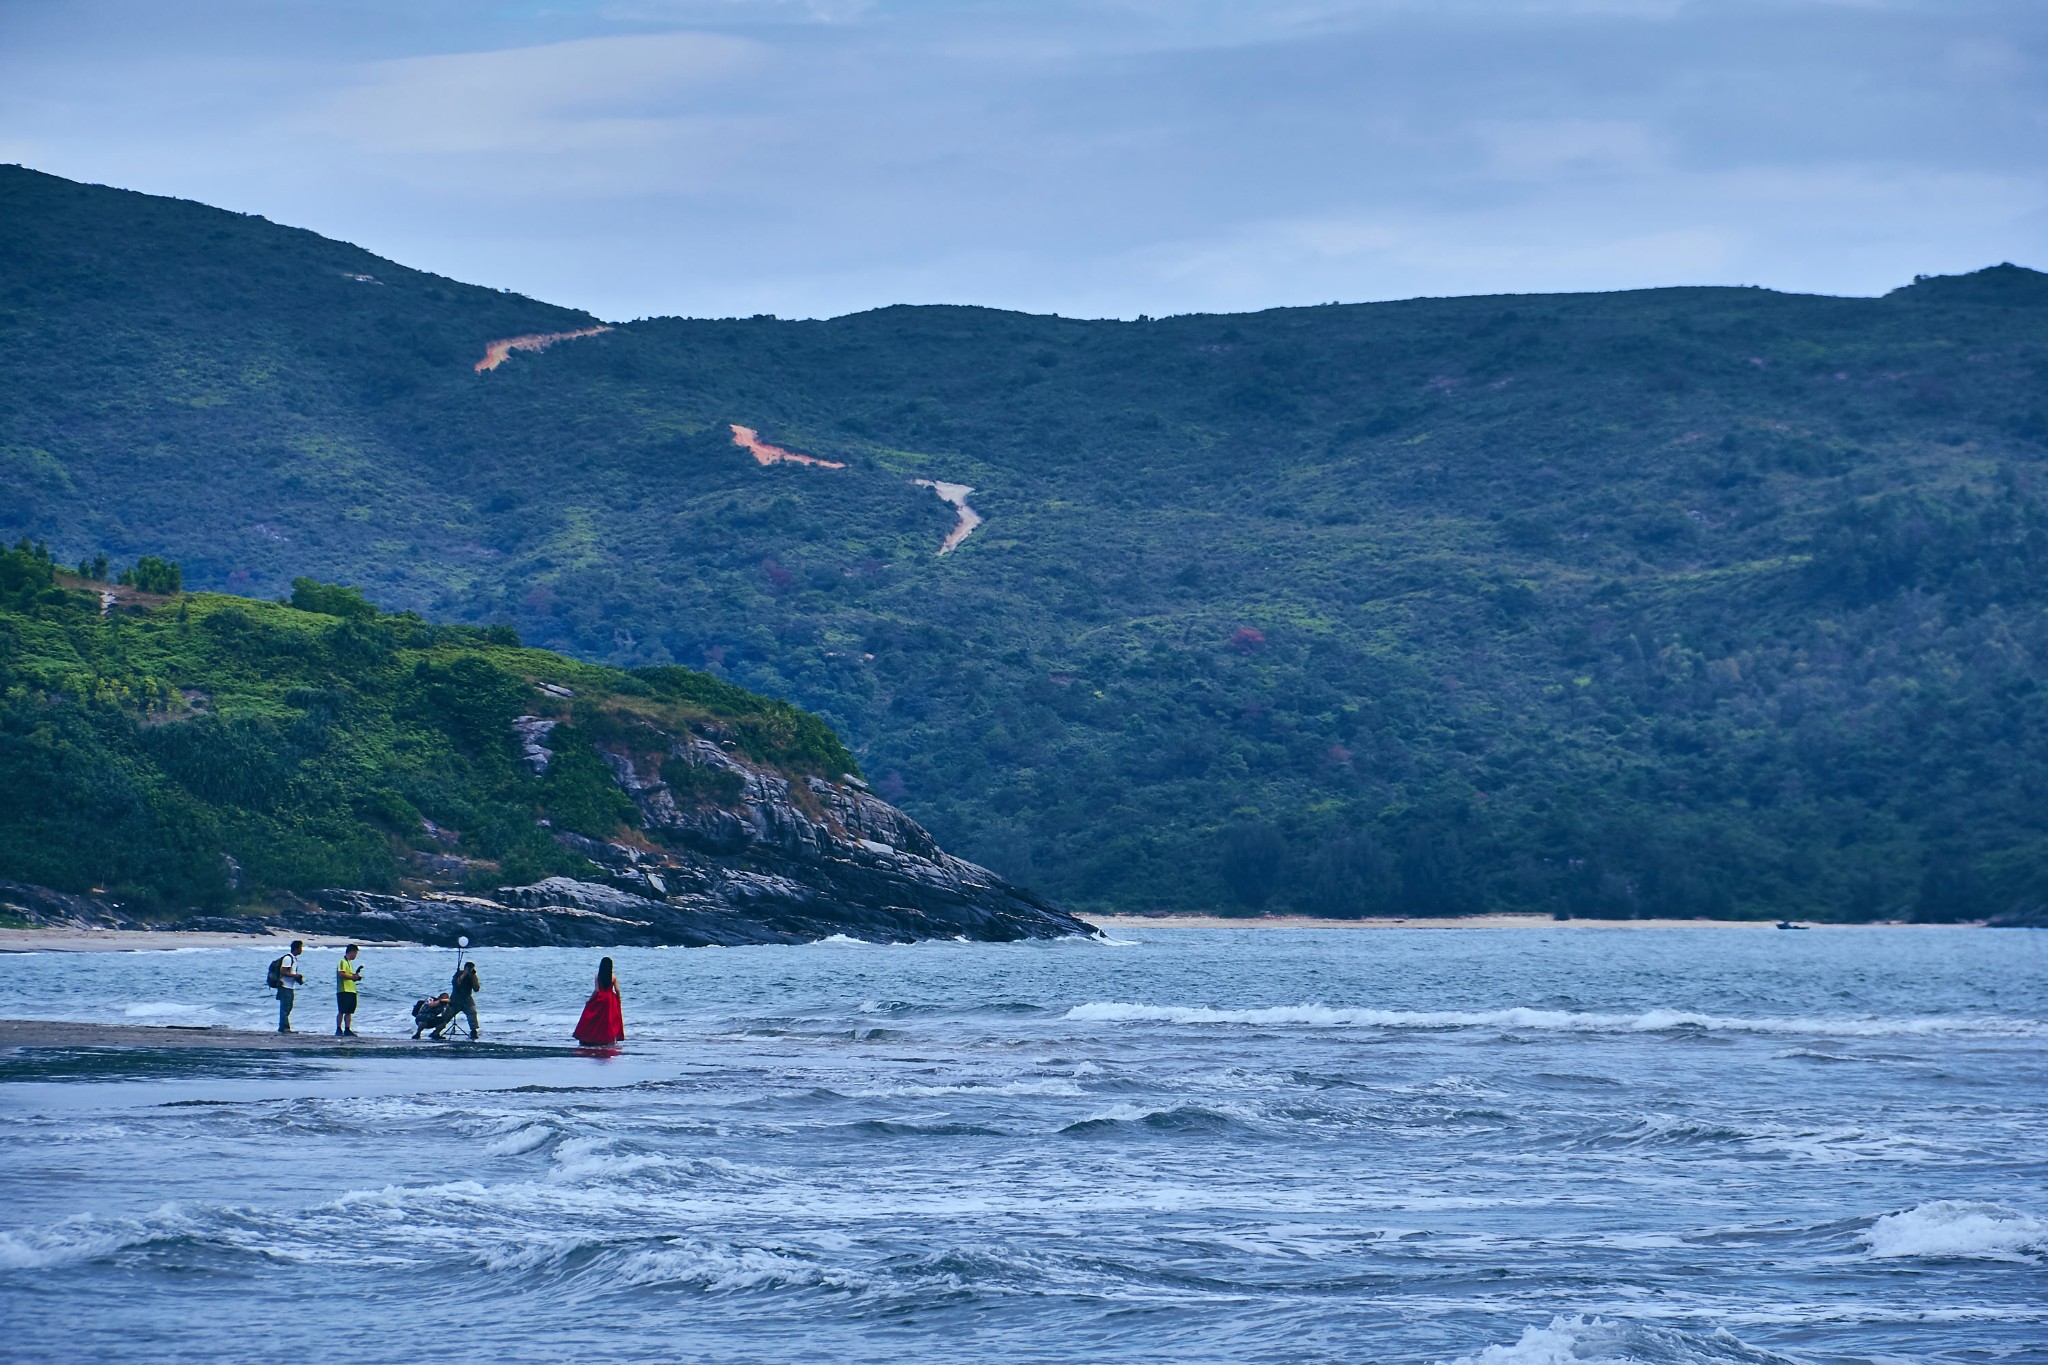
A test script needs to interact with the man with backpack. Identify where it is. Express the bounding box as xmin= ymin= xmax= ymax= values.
xmin=269 ymin=940 xmax=306 ymax=1033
